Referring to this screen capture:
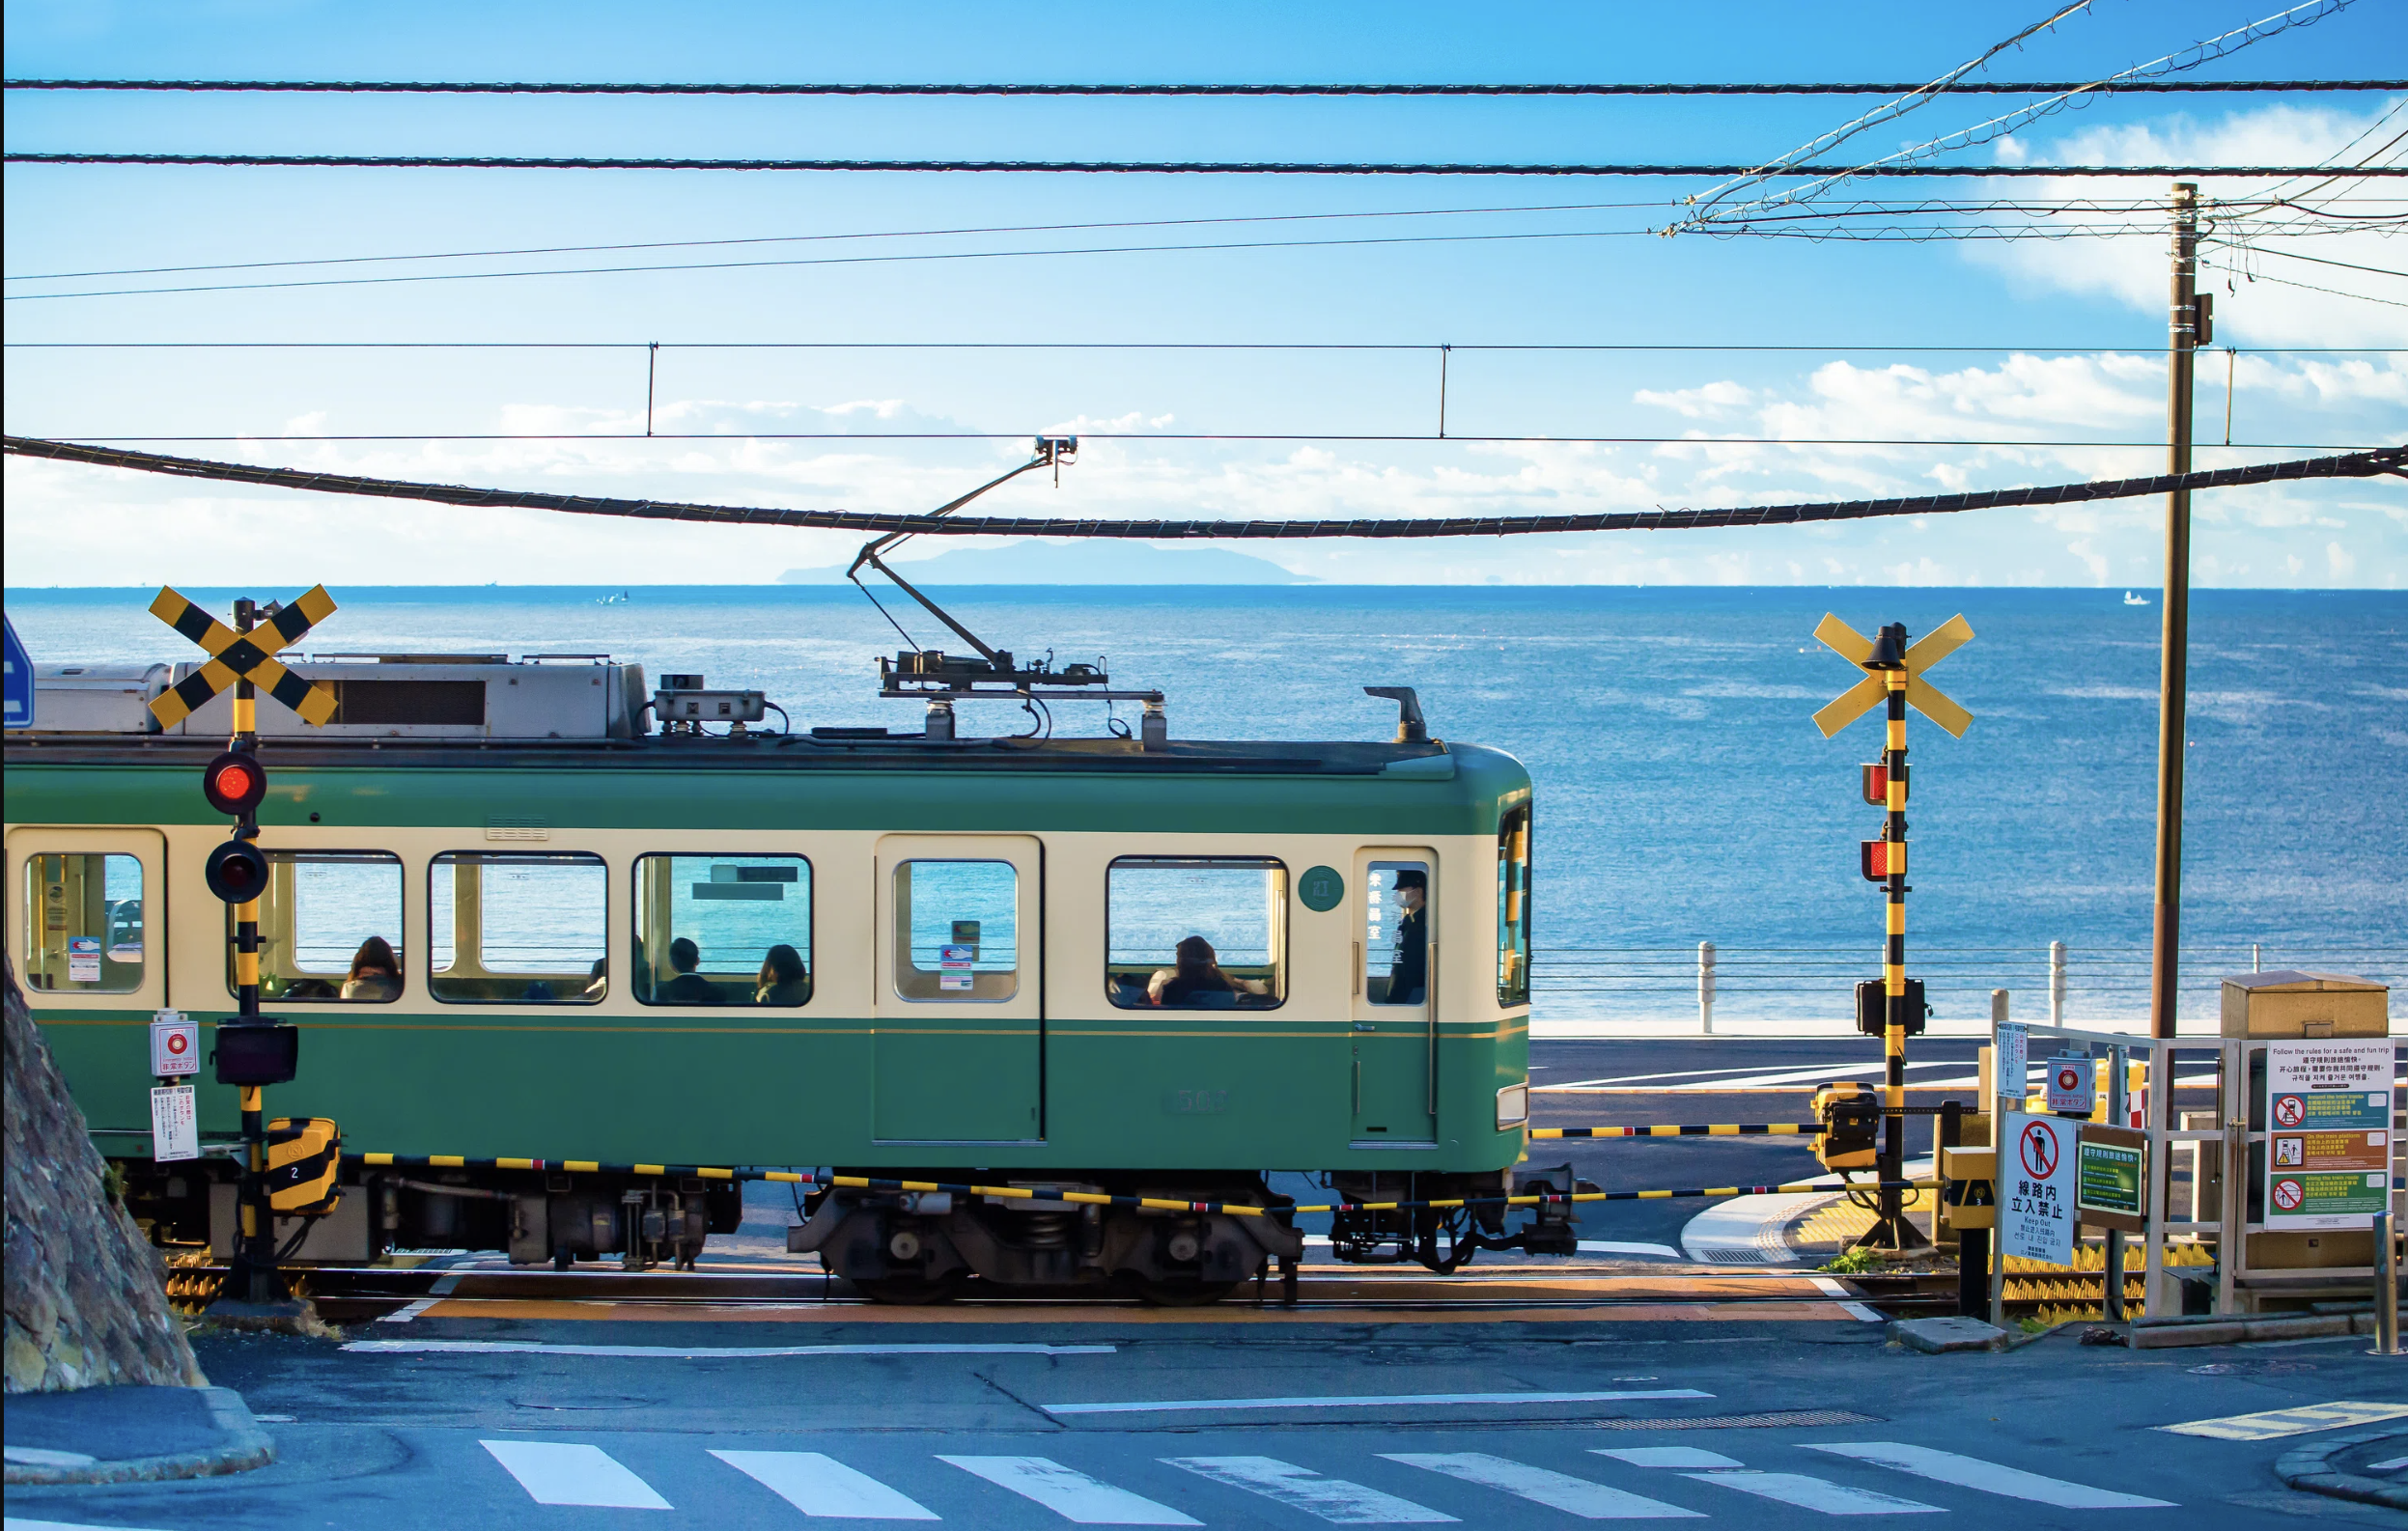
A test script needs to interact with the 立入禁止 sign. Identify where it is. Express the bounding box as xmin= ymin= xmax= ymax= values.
xmin=2001 ymin=1110 xmax=2076 ymax=1265
xmin=2264 ymin=1040 xmax=2393 ymax=1231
